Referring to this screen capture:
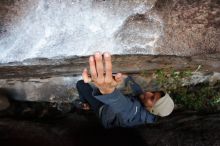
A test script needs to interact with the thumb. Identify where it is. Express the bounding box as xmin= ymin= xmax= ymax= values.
xmin=82 ymin=68 xmax=92 ymax=83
